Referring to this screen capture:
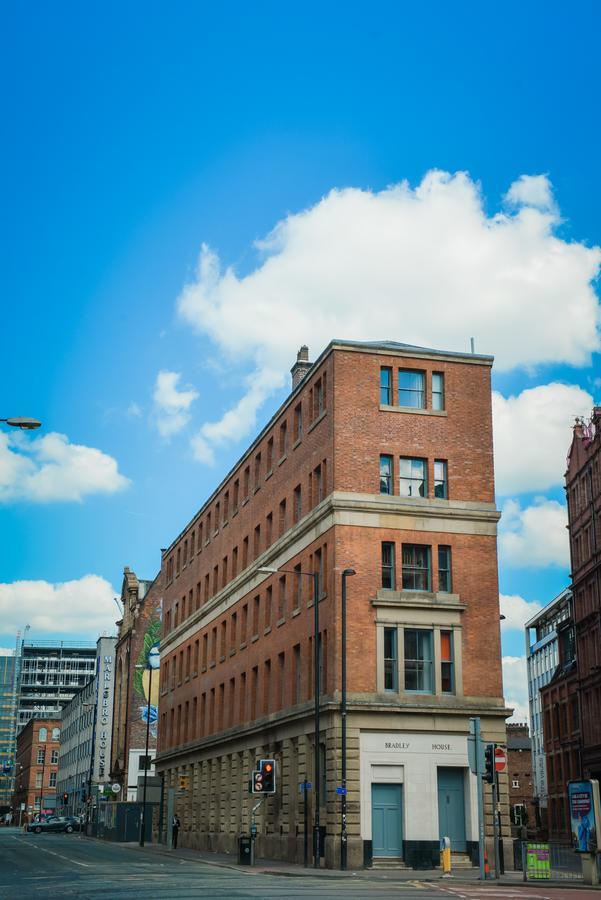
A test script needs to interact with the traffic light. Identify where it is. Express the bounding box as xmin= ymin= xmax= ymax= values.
xmin=251 ymin=769 xmax=264 ymax=794
xmin=260 ymin=759 xmax=276 ymax=794
xmin=63 ymin=792 xmax=68 ymax=804
xmin=484 ymin=743 xmax=495 ymax=784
